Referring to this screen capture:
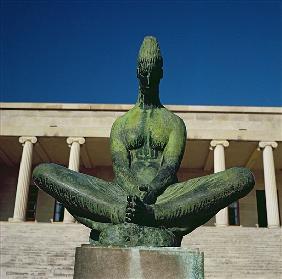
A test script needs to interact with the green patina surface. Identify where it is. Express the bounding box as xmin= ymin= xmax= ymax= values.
xmin=32 ymin=36 xmax=255 ymax=247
